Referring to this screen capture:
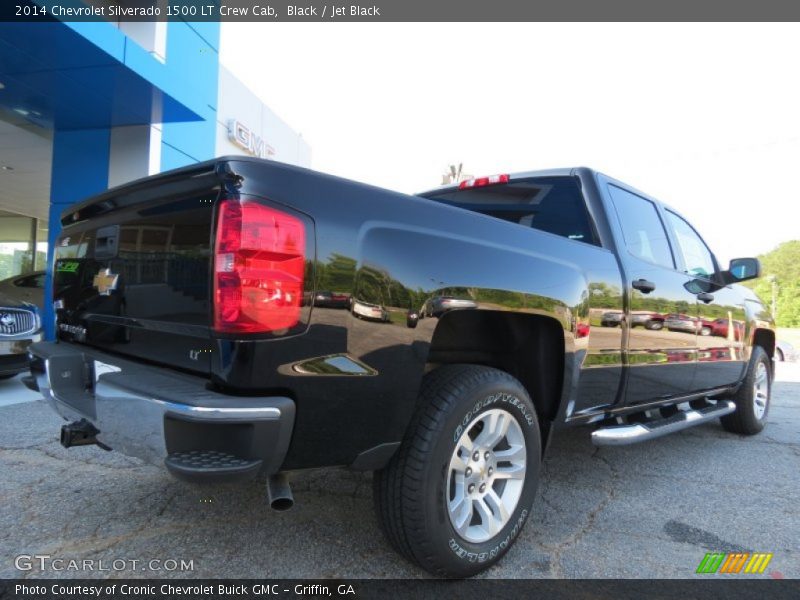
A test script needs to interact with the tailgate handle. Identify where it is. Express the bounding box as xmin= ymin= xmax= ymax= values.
xmin=95 ymin=225 xmax=119 ymax=260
